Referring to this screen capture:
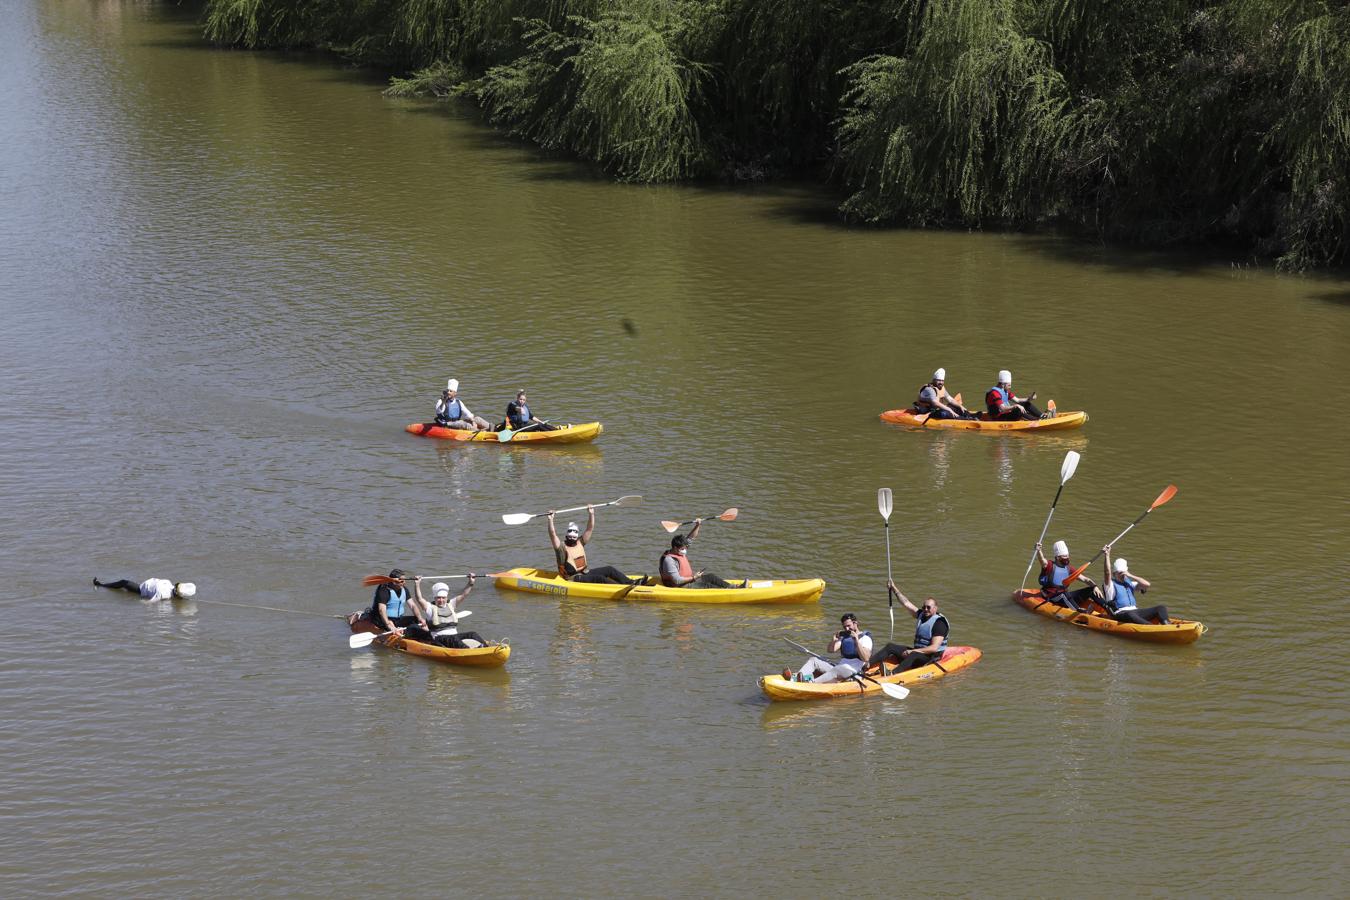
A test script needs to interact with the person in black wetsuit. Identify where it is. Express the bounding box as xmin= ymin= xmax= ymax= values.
xmin=867 ymin=580 xmax=951 ymax=675
xmin=547 ymin=507 xmax=640 ymax=585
